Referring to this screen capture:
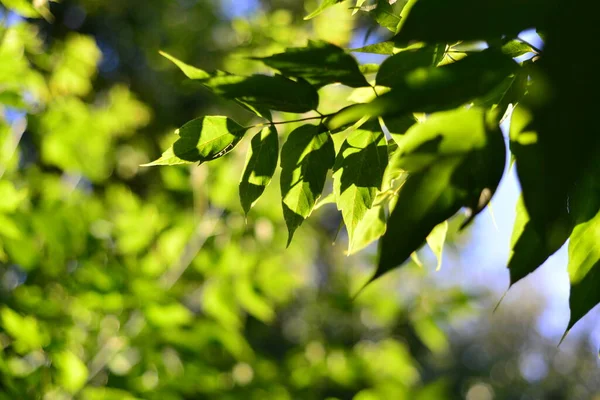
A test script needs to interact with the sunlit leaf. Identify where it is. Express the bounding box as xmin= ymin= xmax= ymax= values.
xmin=565 ymin=157 xmax=600 ymax=333
xmin=332 ymin=122 xmax=388 ymax=252
xmin=53 ymin=351 xmax=88 ymax=394
xmin=253 ymin=40 xmax=369 ymax=88
xmin=239 ymin=125 xmax=279 ymax=215
xmin=304 ymin=0 xmax=344 ymax=20
xmin=427 ymin=220 xmax=448 ymax=271
xmin=371 ymin=108 xmax=505 ymax=285
xmin=159 ymin=51 xmax=211 ymax=79
xmin=143 ymin=116 xmax=247 ymax=166
xmin=280 ymin=124 xmax=335 ymax=245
